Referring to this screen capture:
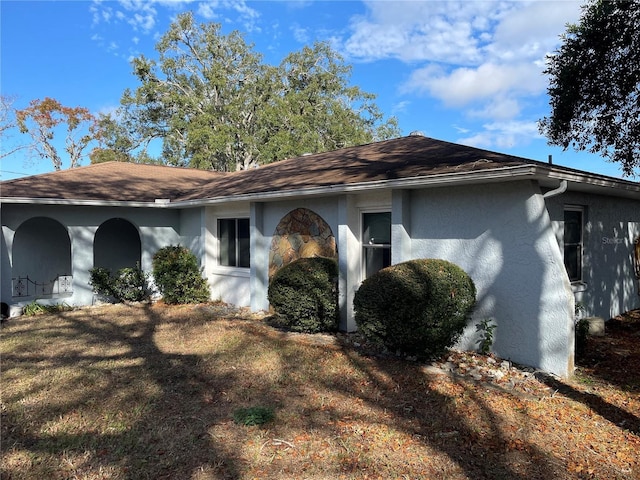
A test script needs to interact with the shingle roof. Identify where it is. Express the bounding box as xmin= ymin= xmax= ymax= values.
xmin=0 ymin=161 xmax=224 ymax=202
xmin=180 ymin=135 xmax=538 ymax=201
xmin=1 ymin=135 xmax=635 ymax=203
